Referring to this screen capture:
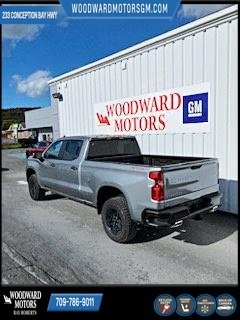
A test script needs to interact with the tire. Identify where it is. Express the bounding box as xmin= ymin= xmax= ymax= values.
xmin=28 ymin=174 xmax=45 ymax=200
xmin=101 ymin=196 xmax=137 ymax=243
